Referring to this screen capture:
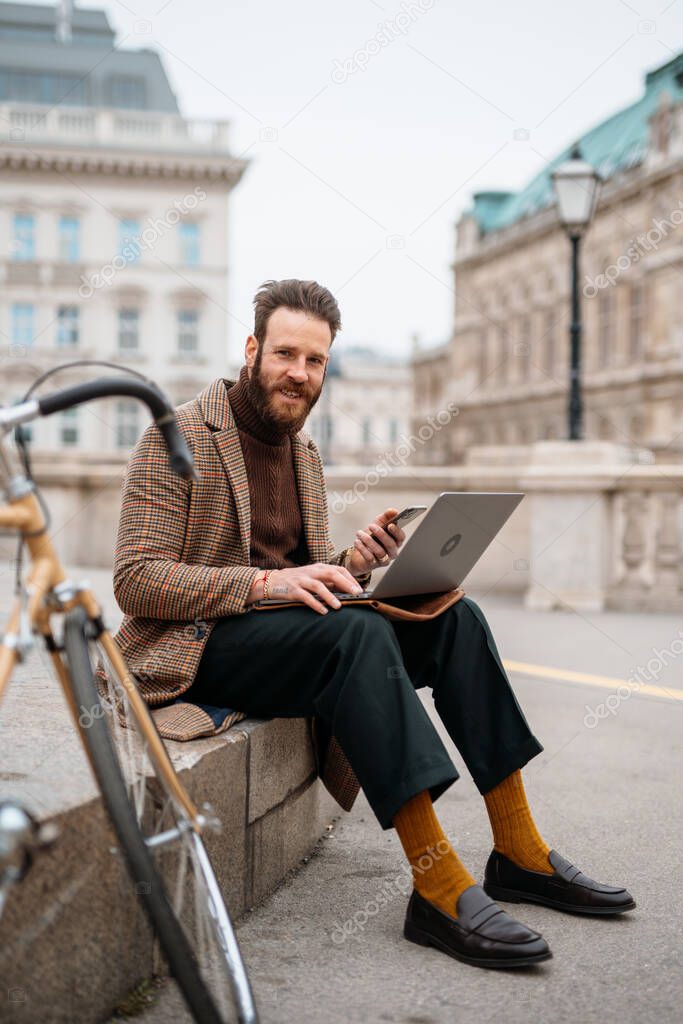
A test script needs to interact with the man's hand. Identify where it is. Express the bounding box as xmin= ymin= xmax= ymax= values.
xmin=347 ymin=507 xmax=406 ymax=577
xmin=247 ymin=563 xmax=363 ymax=614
